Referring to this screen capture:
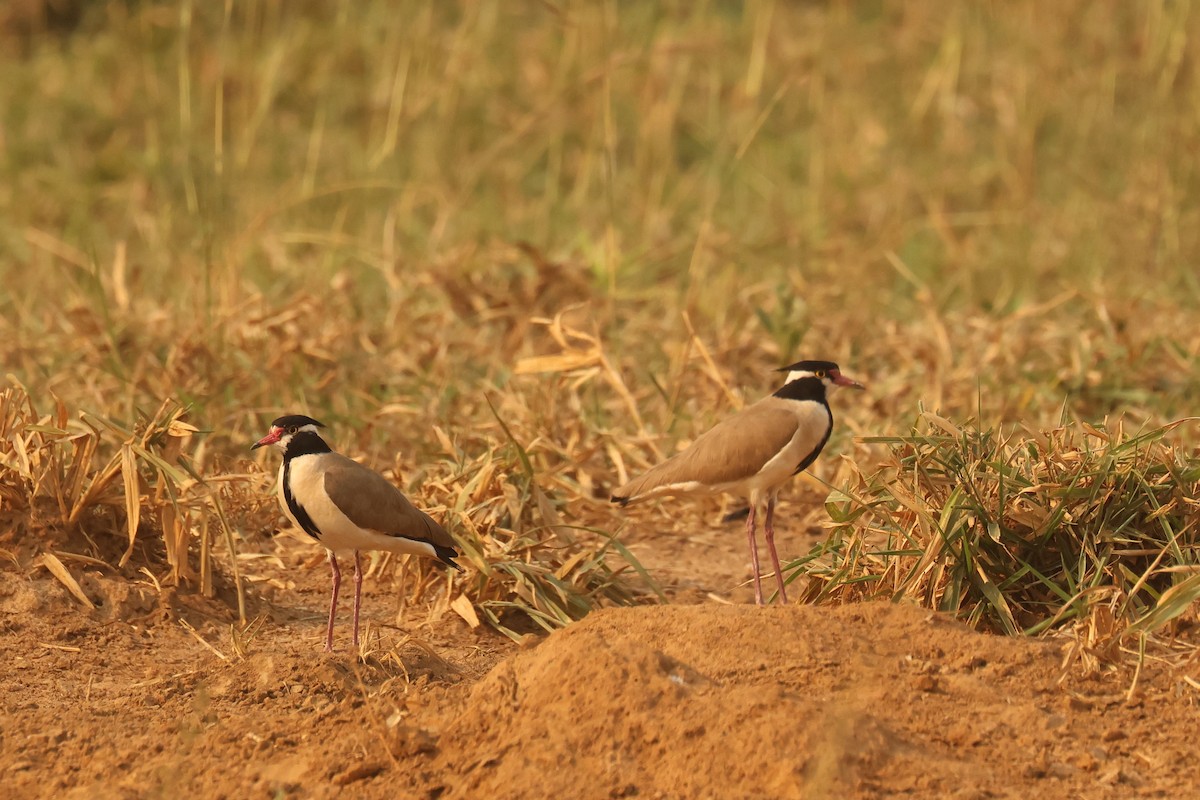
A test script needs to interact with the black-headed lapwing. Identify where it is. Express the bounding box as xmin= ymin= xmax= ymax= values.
xmin=252 ymin=414 xmax=460 ymax=651
xmin=611 ymin=360 xmax=864 ymax=605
